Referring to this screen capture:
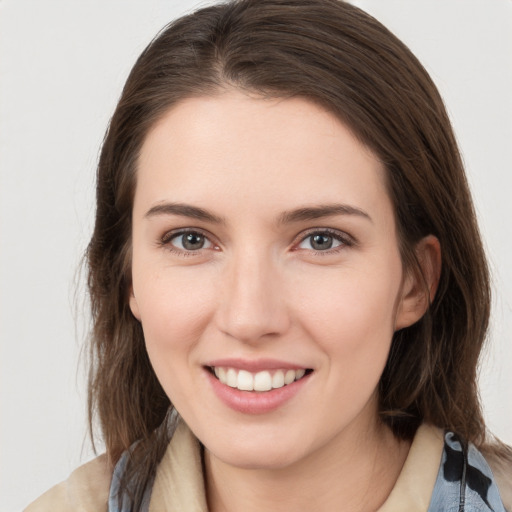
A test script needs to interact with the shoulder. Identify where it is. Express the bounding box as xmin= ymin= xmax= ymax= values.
xmin=24 ymin=454 xmax=112 ymax=512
